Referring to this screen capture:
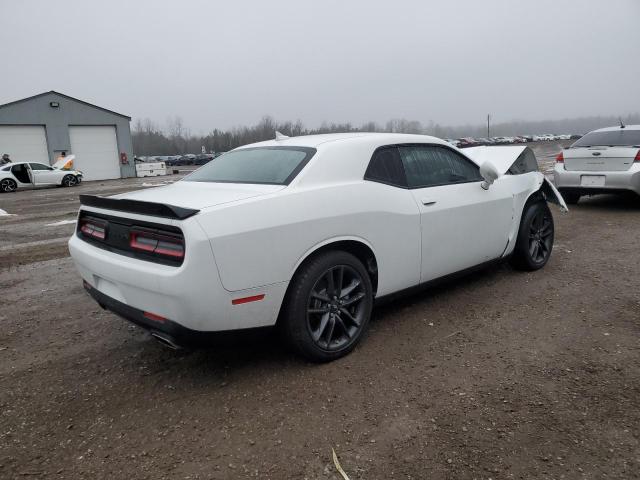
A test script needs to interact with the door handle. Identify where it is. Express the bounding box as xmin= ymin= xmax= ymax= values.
xmin=421 ymin=199 xmax=437 ymax=206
